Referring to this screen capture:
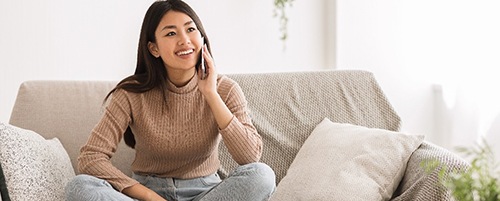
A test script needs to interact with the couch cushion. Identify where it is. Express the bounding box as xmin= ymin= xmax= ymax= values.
xmin=0 ymin=122 xmax=75 ymax=201
xmin=222 ymin=70 xmax=401 ymax=183
xmin=270 ymin=118 xmax=423 ymax=201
